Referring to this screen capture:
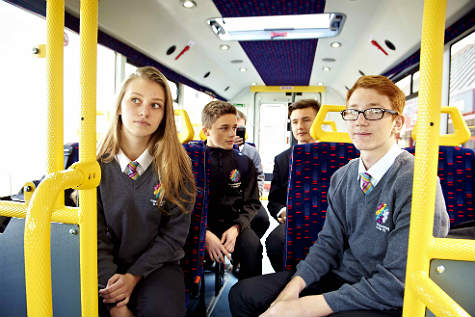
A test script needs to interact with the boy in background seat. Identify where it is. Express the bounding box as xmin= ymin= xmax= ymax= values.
xmin=202 ymin=101 xmax=262 ymax=279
